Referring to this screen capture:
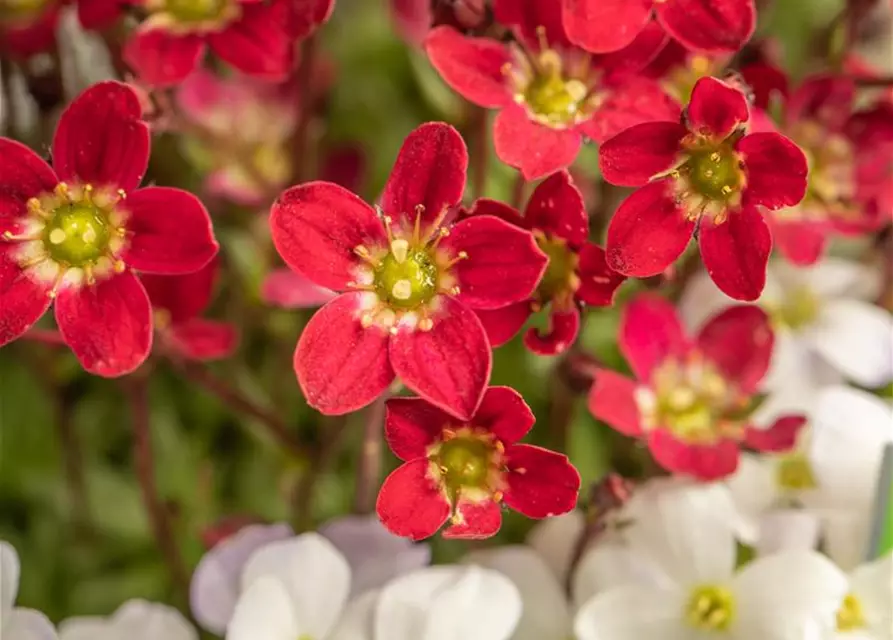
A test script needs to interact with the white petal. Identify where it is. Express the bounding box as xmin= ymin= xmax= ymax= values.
xmin=3 ymin=608 xmax=58 ymax=640
xmin=423 ymin=566 xmax=521 ymax=640
xmin=241 ymin=533 xmax=351 ymax=639
xmin=56 ymin=617 xmax=106 ymax=640
xmin=319 ymin=515 xmax=430 ymax=596
xmin=525 ymin=511 xmax=584 ymax=586
xmin=762 ymin=329 xmax=842 ymax=393
xmin=328 ymin=591 xmax=379 ymax=640
xmin=821 ymin=511 xmax=872 ymax=572
xmin=807 ymin=301 xmax=893 ymax=387
xmin=573 ymin=542 xmax=669 ymax=610
xmin=756 ymin=509 xmax=821 ymax=556
xmin=678 ymin=270 xmax=736 ymax=331
xmin=573 ymin=585 xmax=688 ymax=640
xmin=725 ymin=454 xmax=778 ymax=528
xmin=465 ymin=546 xmax=570 ymax=640
xmin=850 ymin=552 xmax=893 ymax=638
xmin=226 ymin=577 xmax=298 ymax=640
xmin=190 ymin=523 xmax=293 ymax=634
xmin=110 ymin=600 xmax=198 ymax=640
xmin=800 ymin=257 xmax=881 ymax=301
xmin=1 ymin=541 xmax=20 ymax=613
xmin=733 ymin=551 xmax=848 ymax=640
